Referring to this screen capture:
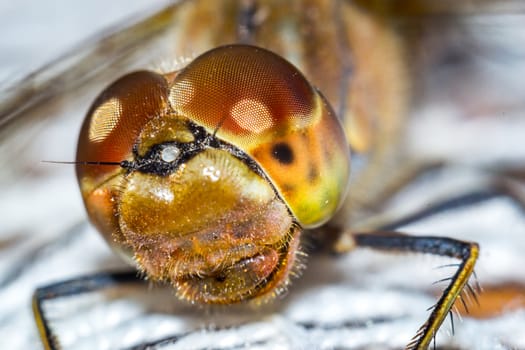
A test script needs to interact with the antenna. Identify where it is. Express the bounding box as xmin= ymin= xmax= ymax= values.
xmin=212 ymin=113 xmax=229 ymax=137
xmin=42 ymin=160 xmax=122 ymax=166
